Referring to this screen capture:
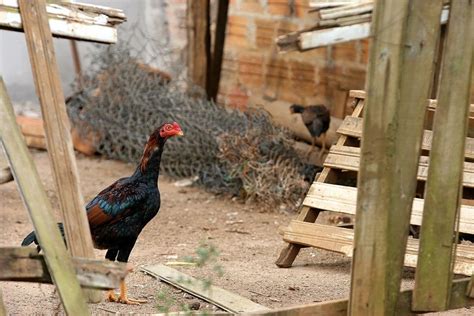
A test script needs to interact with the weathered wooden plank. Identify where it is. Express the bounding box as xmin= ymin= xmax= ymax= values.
xmin=324 ymin=146 xmax=474 ymax=188
xmin=0 ymin=247 xmax=128 ymax=289
xmin=141 ymin=264 xmax=270 ymax=314
xmin=413 ymin=0 xmax=474 ymax=311
xmin=299 ymin=22 xmax=370 ymax=50
xmin=206 ymin=0 xmax=228 ymax=101
xmin=282 ymin=221 xmax=474 ymax=275
xmin=0 ymin=288 xmax=6 ymax=316
xmin=0 ymin=0 xmax=125 ymax=43
xmin=18 ymin=0 xmax=101 ymax=303
xmin=0 ymin=77 xmax=88 ymax=314
xmin=187 ymin=0 xmax=210 ymax=91
xmin=346 ymin=90 xmax=474 ymax=113
xmin=303 ymin=182 xmax=474 ymax=235
xmin=338 ymin=116 xmax=474 ymax=160
xmin=248 ymin=278 xmax=474 ymax=316
xmin=349 ymin=0 xmax=445 ymax=315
